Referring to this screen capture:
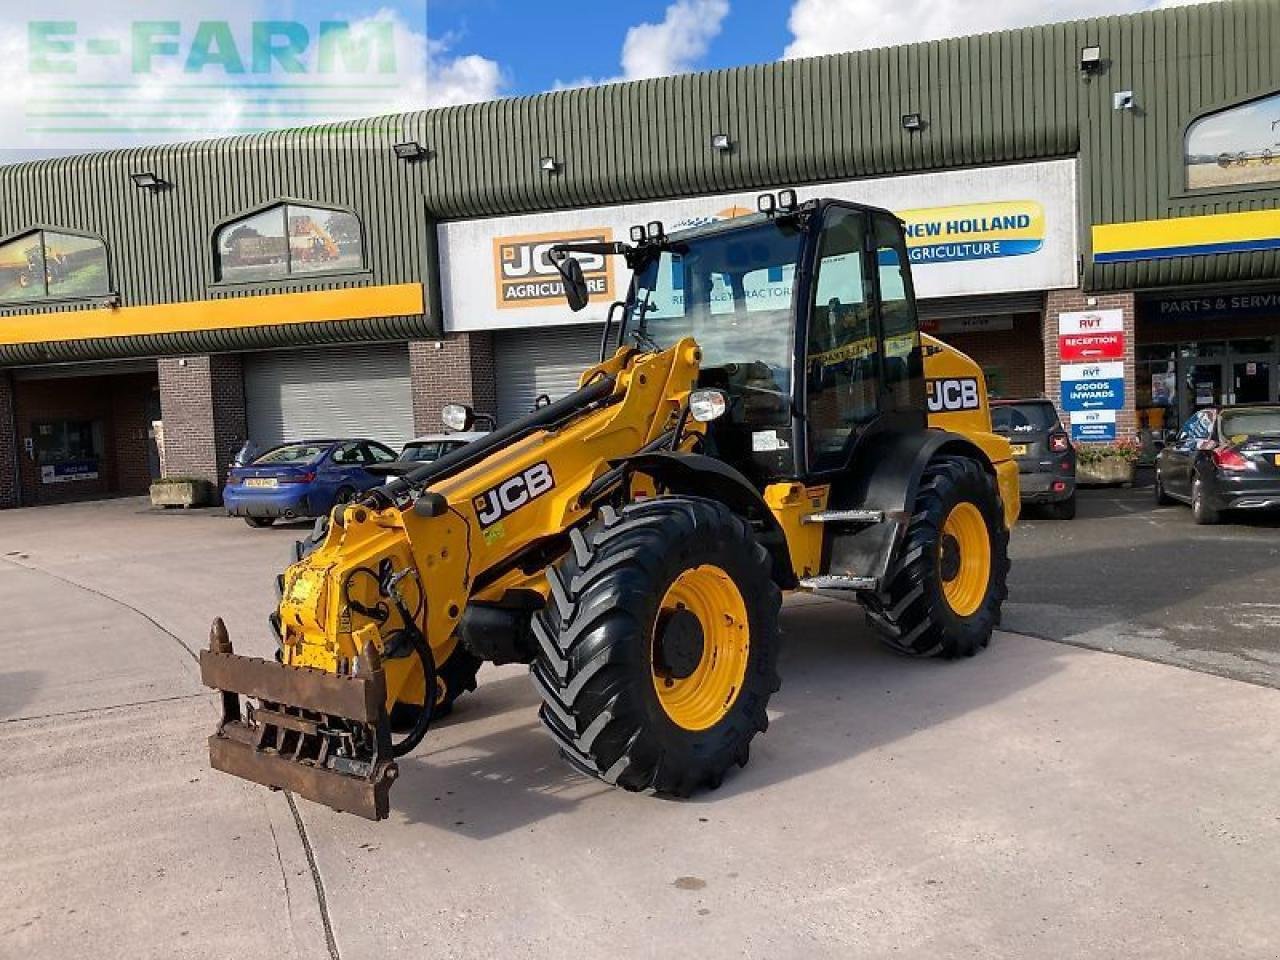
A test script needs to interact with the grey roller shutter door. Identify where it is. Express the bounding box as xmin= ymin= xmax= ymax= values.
xmin=917 ymin=291 xmax=1046 ymax=321
xmin=243 ymin=344 xmax=414 ymax=449
xmin=494 ymin=324 xmax=601 ymax=424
